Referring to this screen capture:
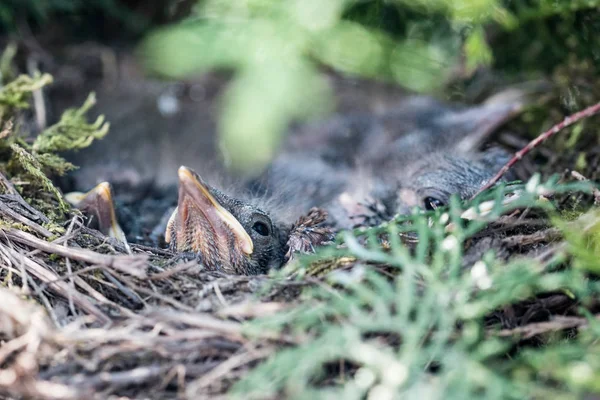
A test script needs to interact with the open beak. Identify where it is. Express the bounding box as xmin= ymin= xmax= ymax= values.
xmin=165 ymin=166 xmax=253 ymax=259
xmin=65 ymin=182 xmax=131 ymax=253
